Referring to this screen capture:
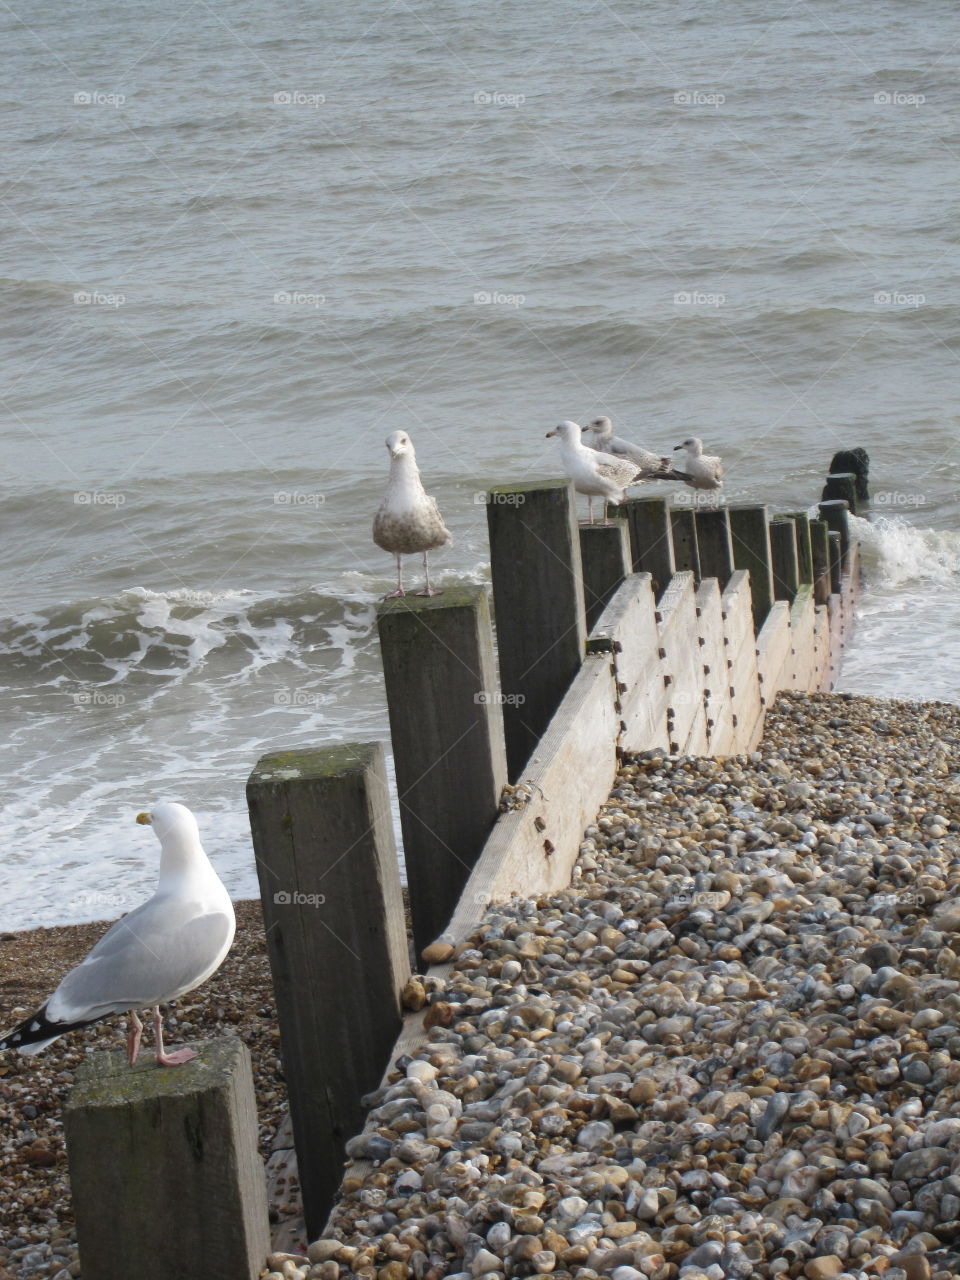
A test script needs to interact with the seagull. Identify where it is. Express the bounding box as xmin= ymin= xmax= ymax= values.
xmin=673 ymin=437 xmax=725 ymax=499
xmin=373 ymin=430 xmax=452 ymax=598
xmin=0 ymin=803 xmax=235 ymax=1067
xmin=545 ymin=419 xmax=642 ymax=524
xmin=582 ymin=417 xmax=675 ymax=478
